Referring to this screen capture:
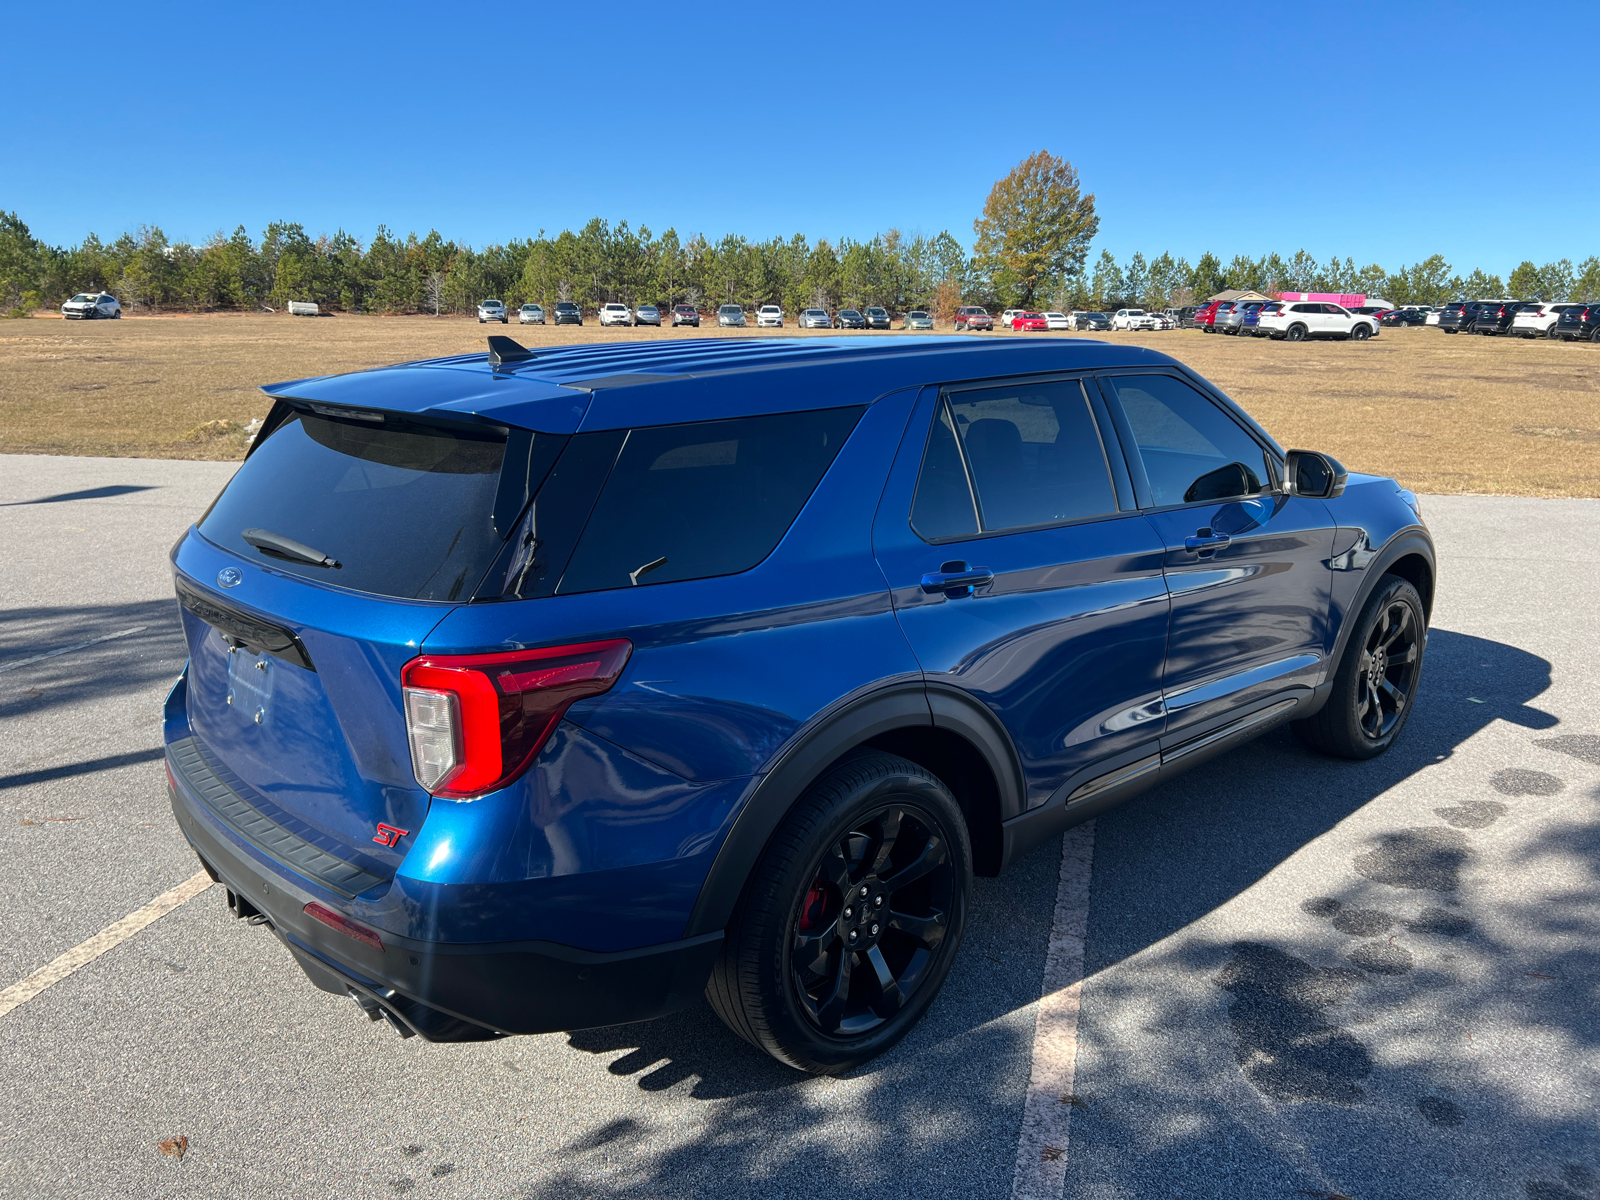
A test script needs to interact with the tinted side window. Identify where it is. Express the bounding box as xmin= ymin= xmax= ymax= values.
xmin=1106 ymin=374 xmax=1272 ymax=508
xmin=911 ymin=403 xmax=979 ymax=540
xmin=947 ymin=380 xmax=1117 ymax=532
xmin=556 ymin=408 xmax=862 ymax=594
